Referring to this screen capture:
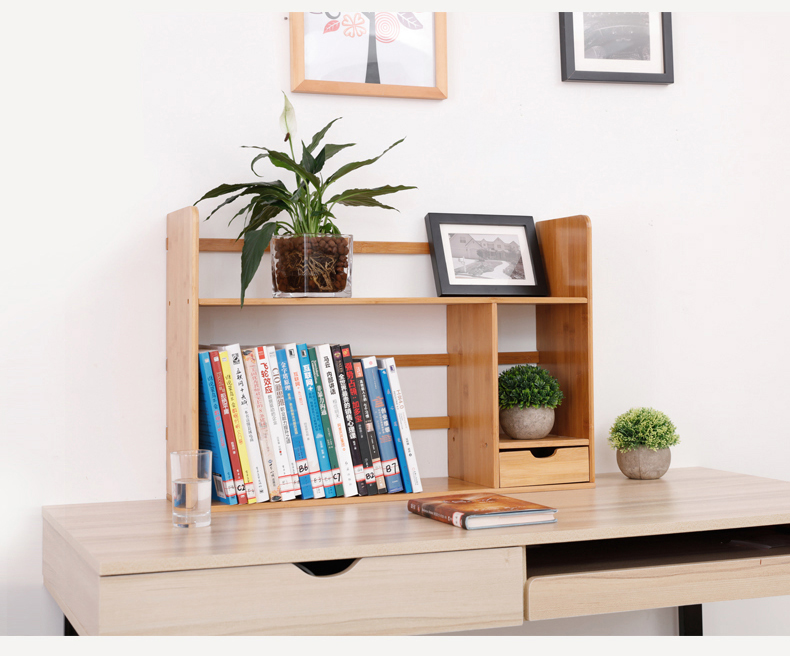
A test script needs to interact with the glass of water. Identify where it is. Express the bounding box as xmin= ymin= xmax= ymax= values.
xmin=170 ymin=449 xmax=212 ymax=528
